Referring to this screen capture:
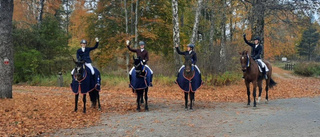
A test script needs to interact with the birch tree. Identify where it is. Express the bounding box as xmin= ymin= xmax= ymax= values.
xmin=190 ymin=0 xmax=204 ymax=44
xmin=172 ymin=0 xmax=182 ymax=69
